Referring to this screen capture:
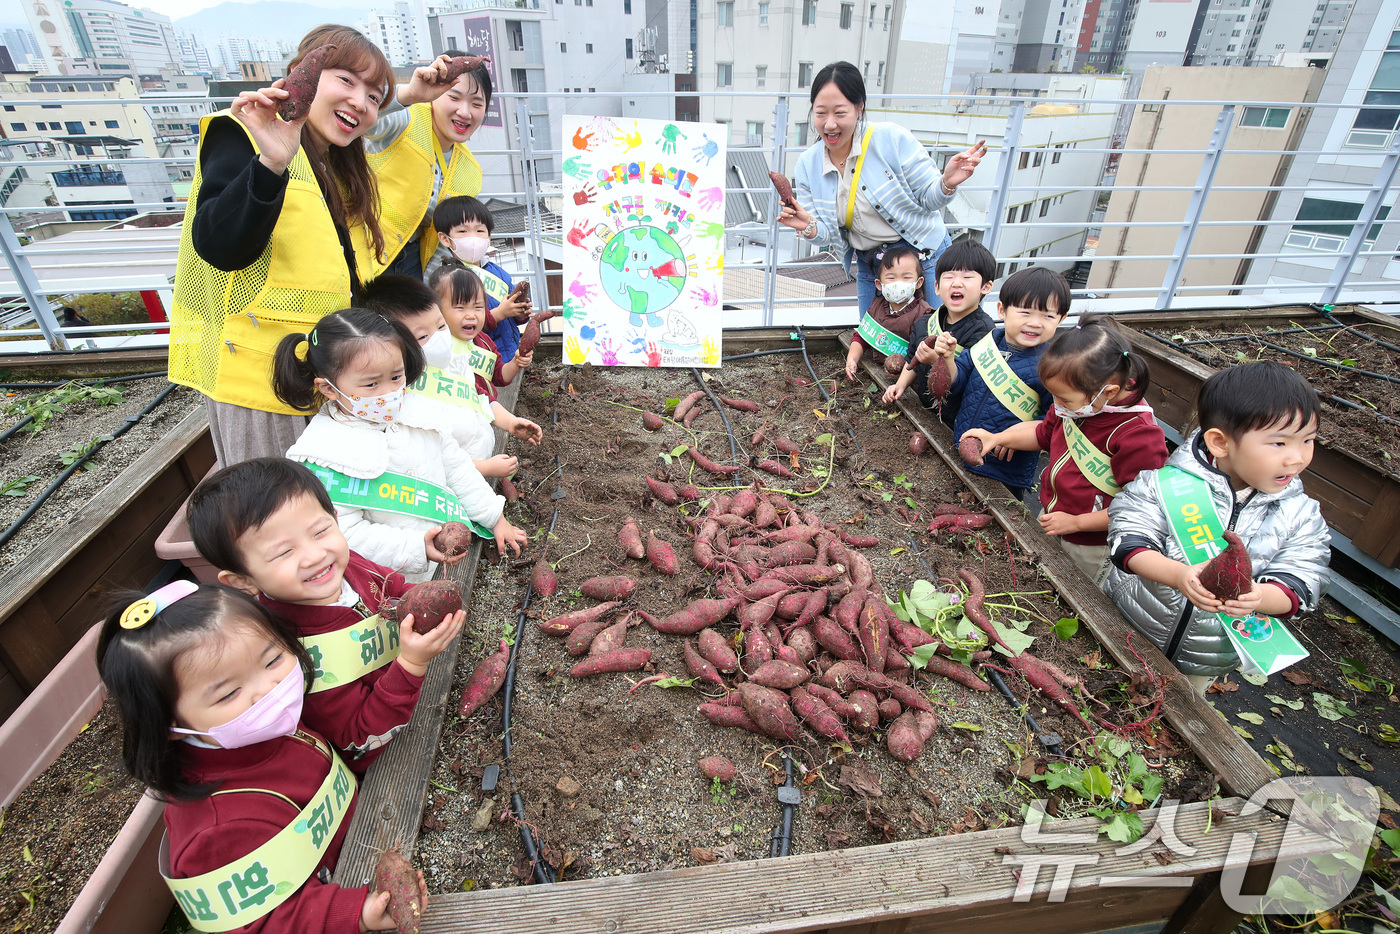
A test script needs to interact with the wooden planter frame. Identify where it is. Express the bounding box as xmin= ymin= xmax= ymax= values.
xmin=330 ymin=330 xmax=1296 ymax=934
xmin=0 ymin=405 xmax=214 ymax=720
xmin=1113 ymin=304 xmax=1400 ymax=570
